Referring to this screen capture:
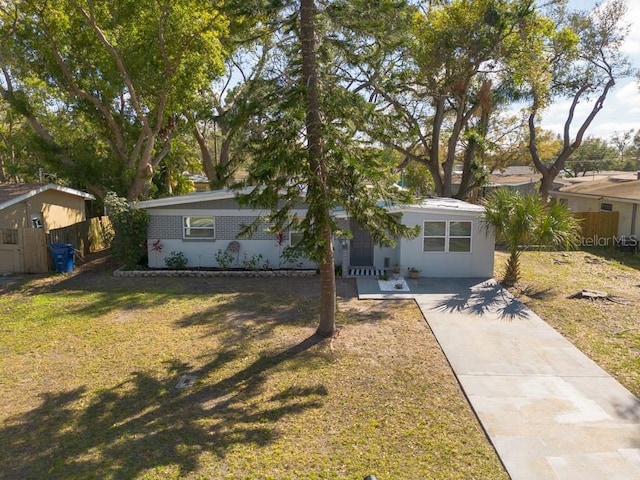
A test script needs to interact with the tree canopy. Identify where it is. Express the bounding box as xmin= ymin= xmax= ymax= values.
xmin=524 ymin=0 xmax=633 ymax=199
xmin=0 ymin=0 xmax=235 ymax=200
xmin=1 ymin=0 xmax=635 ymax=203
